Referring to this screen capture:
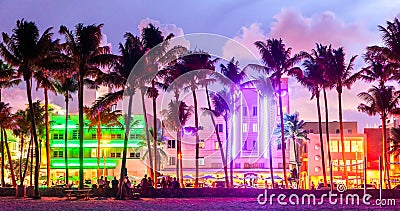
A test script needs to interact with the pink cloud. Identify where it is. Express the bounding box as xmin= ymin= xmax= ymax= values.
xmin=138 ymin=18 xmax=185 ymax=37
